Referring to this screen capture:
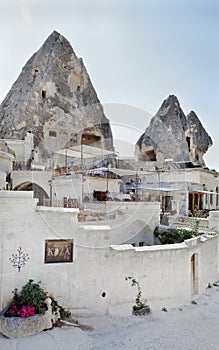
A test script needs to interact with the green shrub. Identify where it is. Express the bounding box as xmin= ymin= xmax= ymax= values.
xmin=154 ymin=224 xmax=203 ymax=245
xmin=12 ymin=279 xmax=47 ymax=314
xmin=8 ymin=279 xmax=71 ymax=318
